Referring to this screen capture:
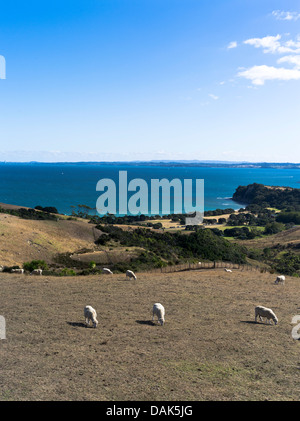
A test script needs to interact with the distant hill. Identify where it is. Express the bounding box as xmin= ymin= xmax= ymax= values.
xmin=232 ymin=183 xmax=300 ymax=210
xmin=1 ymin=160 xmax=300 ymax=168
